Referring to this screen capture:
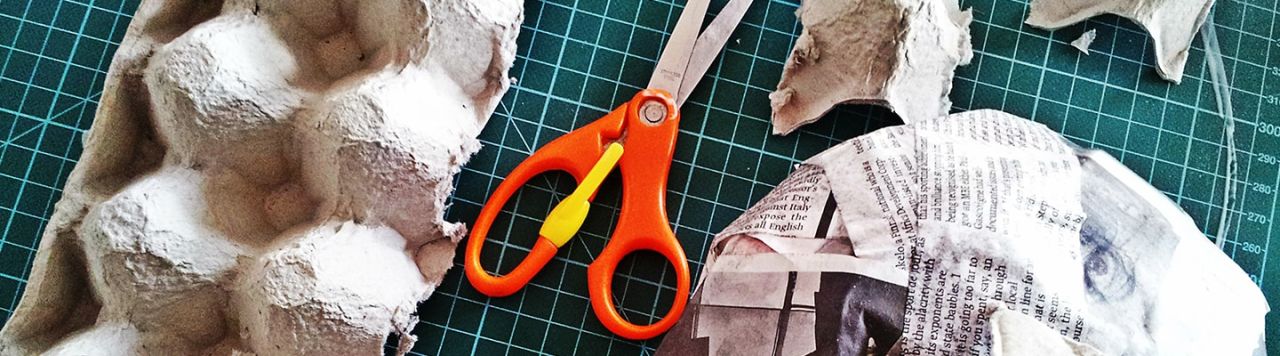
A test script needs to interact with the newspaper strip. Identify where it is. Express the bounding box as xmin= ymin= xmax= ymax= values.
xmin=657 ymin=110 xmax=1268 ymax=355
xmin=903 ymin=113 xmax=1090 ymax=354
